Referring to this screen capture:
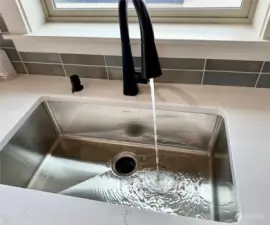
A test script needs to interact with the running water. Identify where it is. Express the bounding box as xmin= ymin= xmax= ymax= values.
xmin=149 ymin=78 xmax=159 ymax=173
xmin=60 ymin=169 xmax=213 ymax=220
